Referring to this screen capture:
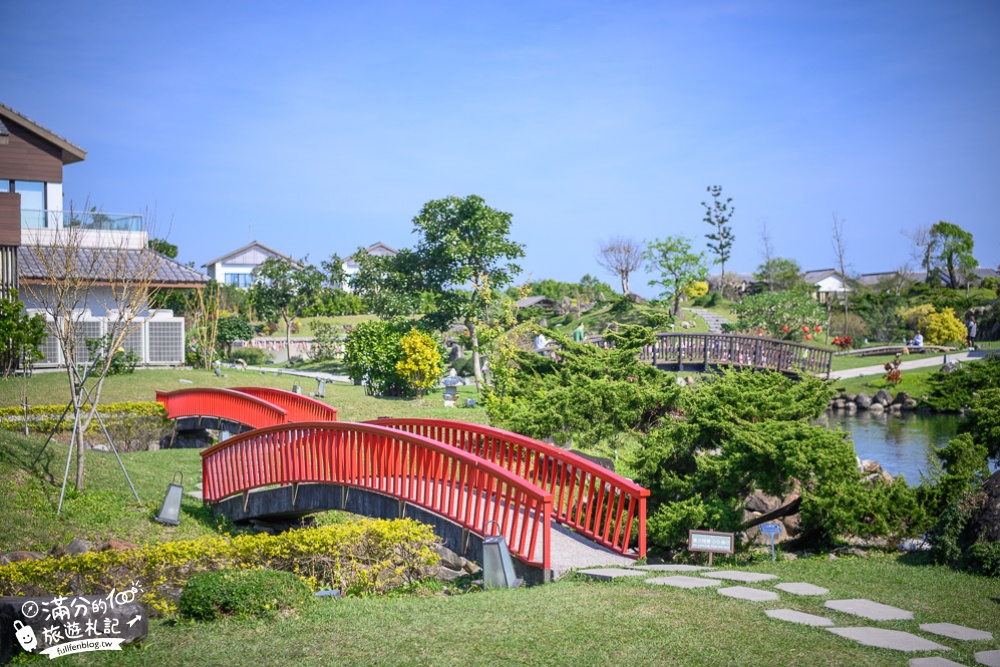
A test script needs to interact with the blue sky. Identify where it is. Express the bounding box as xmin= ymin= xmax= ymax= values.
xmin=3 ymin=1 xmax=998 ymax=296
